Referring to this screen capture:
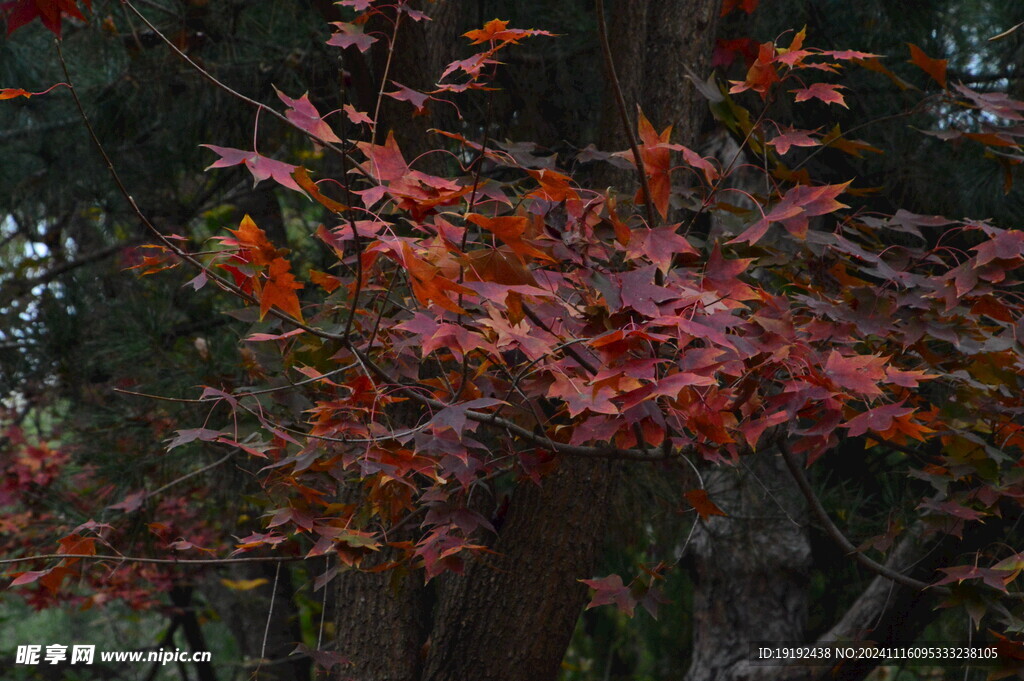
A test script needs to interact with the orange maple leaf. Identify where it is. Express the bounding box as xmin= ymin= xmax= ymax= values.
xmin=684 ymin=489 xmax=728 ymax=520
xmin=0 ymin=83 xmax=69 ymax=99
xmin=226 ymin=215 xmax=279 ymax=266
xmin=401 ymin=242 xmax=472 ymax=315
xmin=635 ymin=110 xmax=672 ymax=220
xmin=259 ymin=257 xmax=304 ymax=321
xmin=466 ymin=213 xmax=553 ymax=262
xmin=463 ymin=18 xmax=553 ymax=45
xmin=907 ymin=43 xmax=947 ymax=88
xmin=729 ymin=42 xmax=779 ymax=99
